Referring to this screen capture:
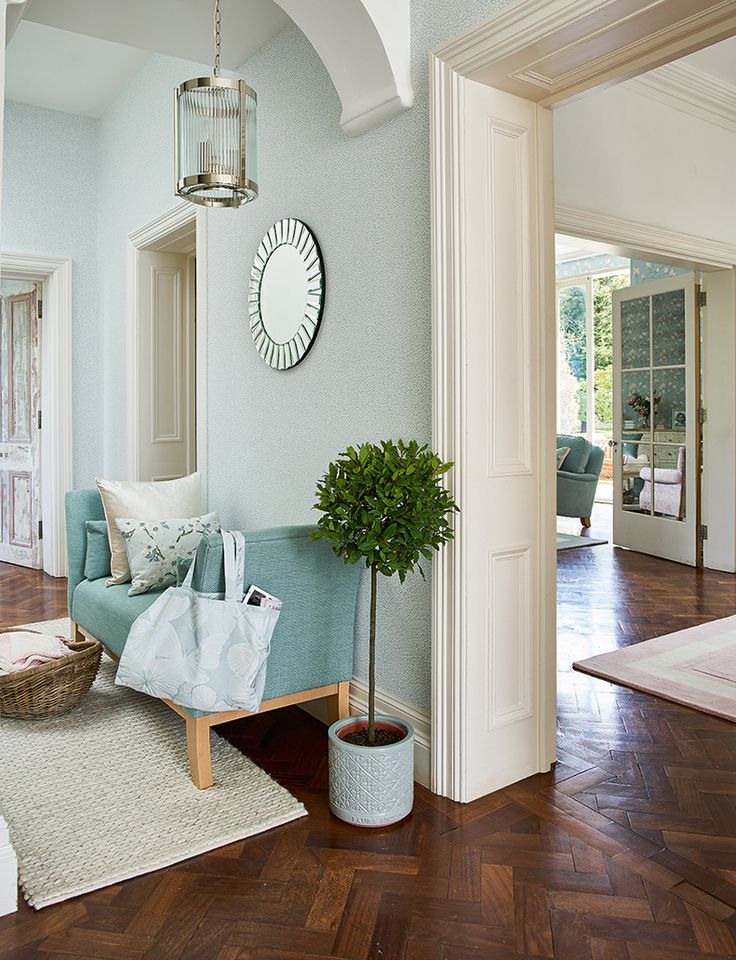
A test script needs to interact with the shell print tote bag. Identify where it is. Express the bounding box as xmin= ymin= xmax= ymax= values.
xmin=115 ymin=530 xmax=281 ymax=713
